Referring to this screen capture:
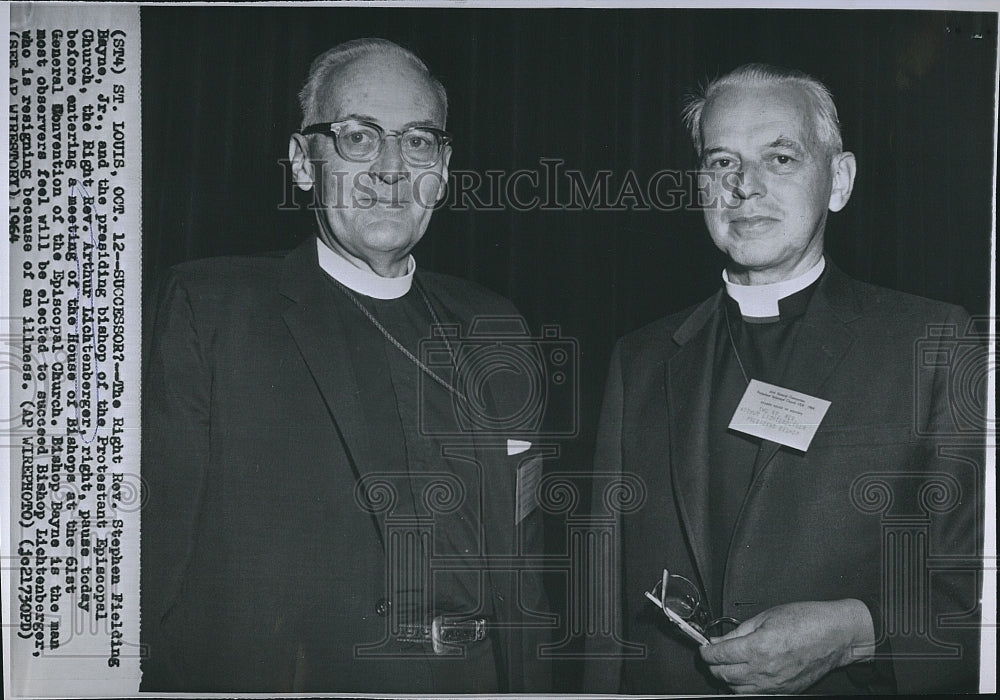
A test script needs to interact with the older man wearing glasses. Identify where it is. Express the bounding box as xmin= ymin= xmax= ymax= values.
xmin=141 ymin=38 xmax=548 ymax=694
